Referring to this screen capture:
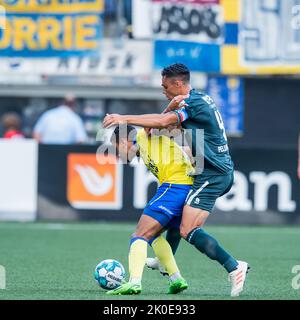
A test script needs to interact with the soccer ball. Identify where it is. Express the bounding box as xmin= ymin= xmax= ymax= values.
xmin=94 ymin=259 xmax=126 ymax=290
